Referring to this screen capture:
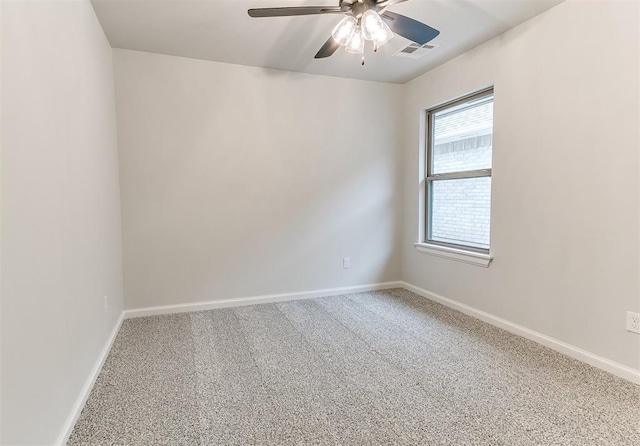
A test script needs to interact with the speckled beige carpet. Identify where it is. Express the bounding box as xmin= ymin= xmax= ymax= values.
xmin=68 ymin=288 xmax=640 ymax=445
